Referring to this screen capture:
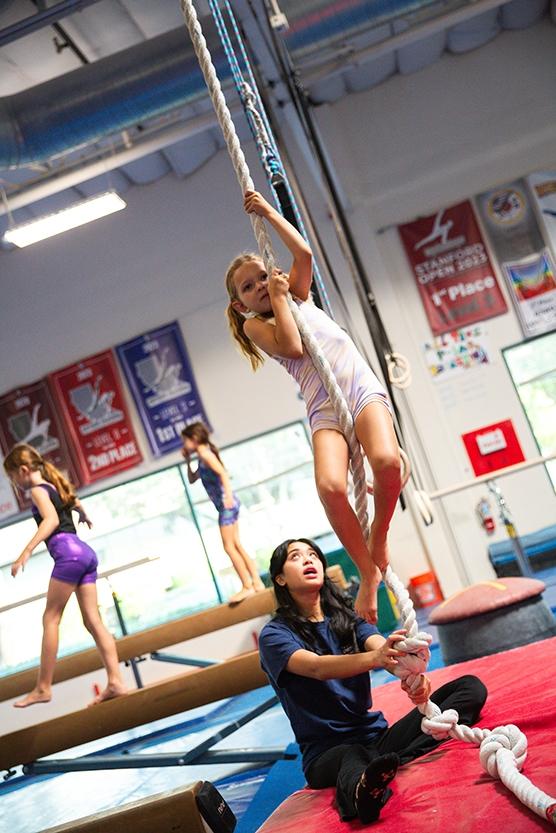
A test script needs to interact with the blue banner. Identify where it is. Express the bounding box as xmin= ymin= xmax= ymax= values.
xmin=116 ymin=322 xmax=210 ymax=457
